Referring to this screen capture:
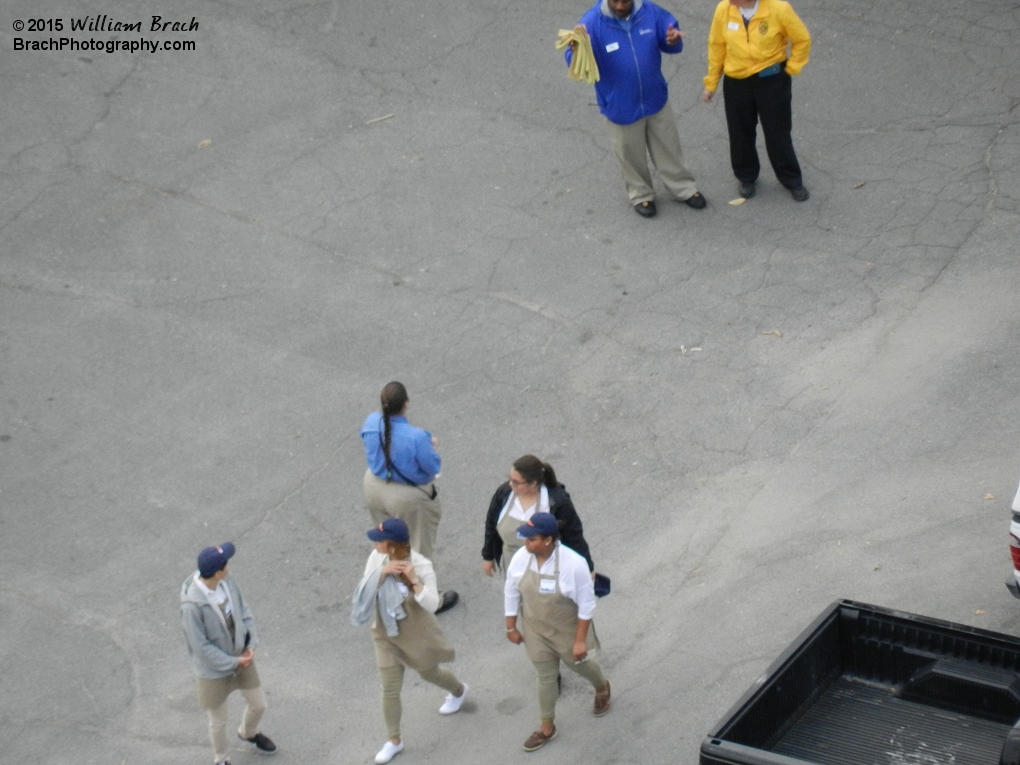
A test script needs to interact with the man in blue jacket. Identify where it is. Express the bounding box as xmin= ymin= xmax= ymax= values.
xmin=568 ymin=0 xmax=706 ymax=218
